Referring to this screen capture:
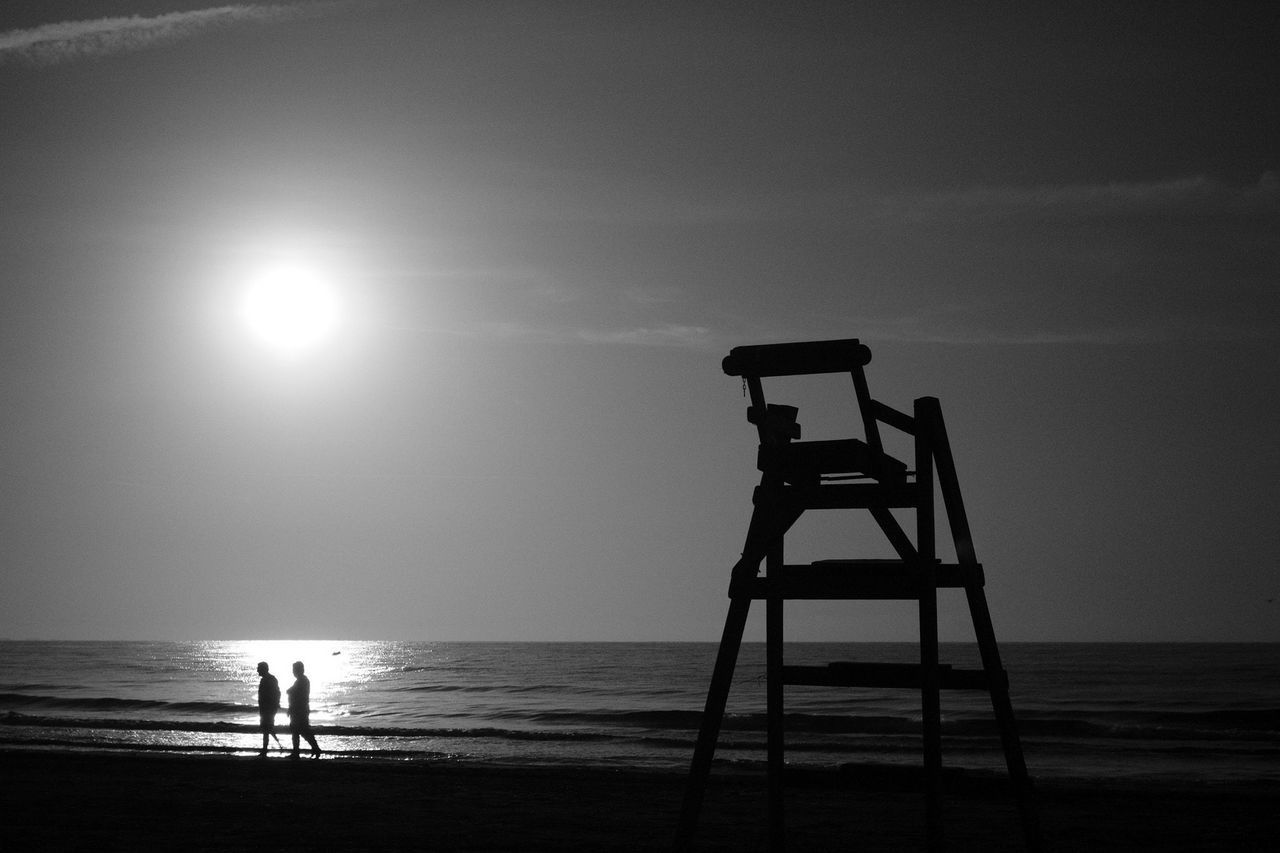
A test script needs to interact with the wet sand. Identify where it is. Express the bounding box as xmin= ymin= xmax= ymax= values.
xmin=2 ymin=749 xmax=1277 ymax=851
